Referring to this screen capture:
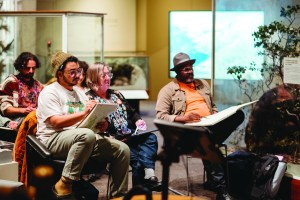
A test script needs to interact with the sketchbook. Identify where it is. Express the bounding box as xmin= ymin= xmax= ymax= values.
xmin=77 ymin=103 xmax=118 ymax=133
xmin=185 ymin=100 xmax=258 ymax=127
xmin=131 ymin=129 xmax=159 ymax=137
